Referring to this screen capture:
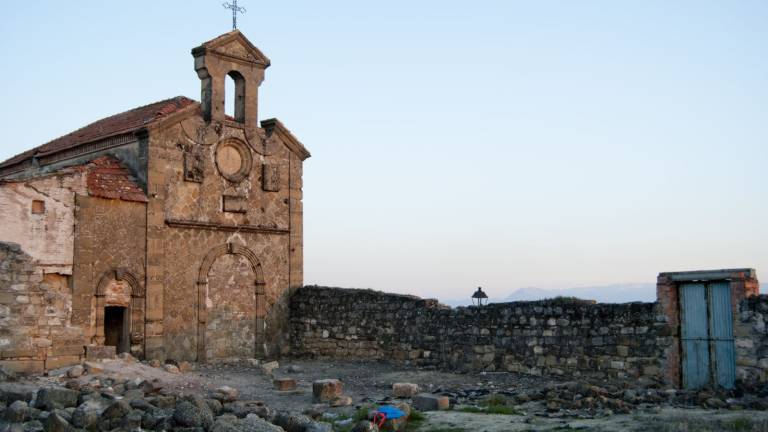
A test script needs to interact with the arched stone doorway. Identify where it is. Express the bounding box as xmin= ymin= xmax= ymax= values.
xmin=197 ymin=243 xmax=266 ymax=362
xmin=94 ymin=269 xmax=145 ymax=356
